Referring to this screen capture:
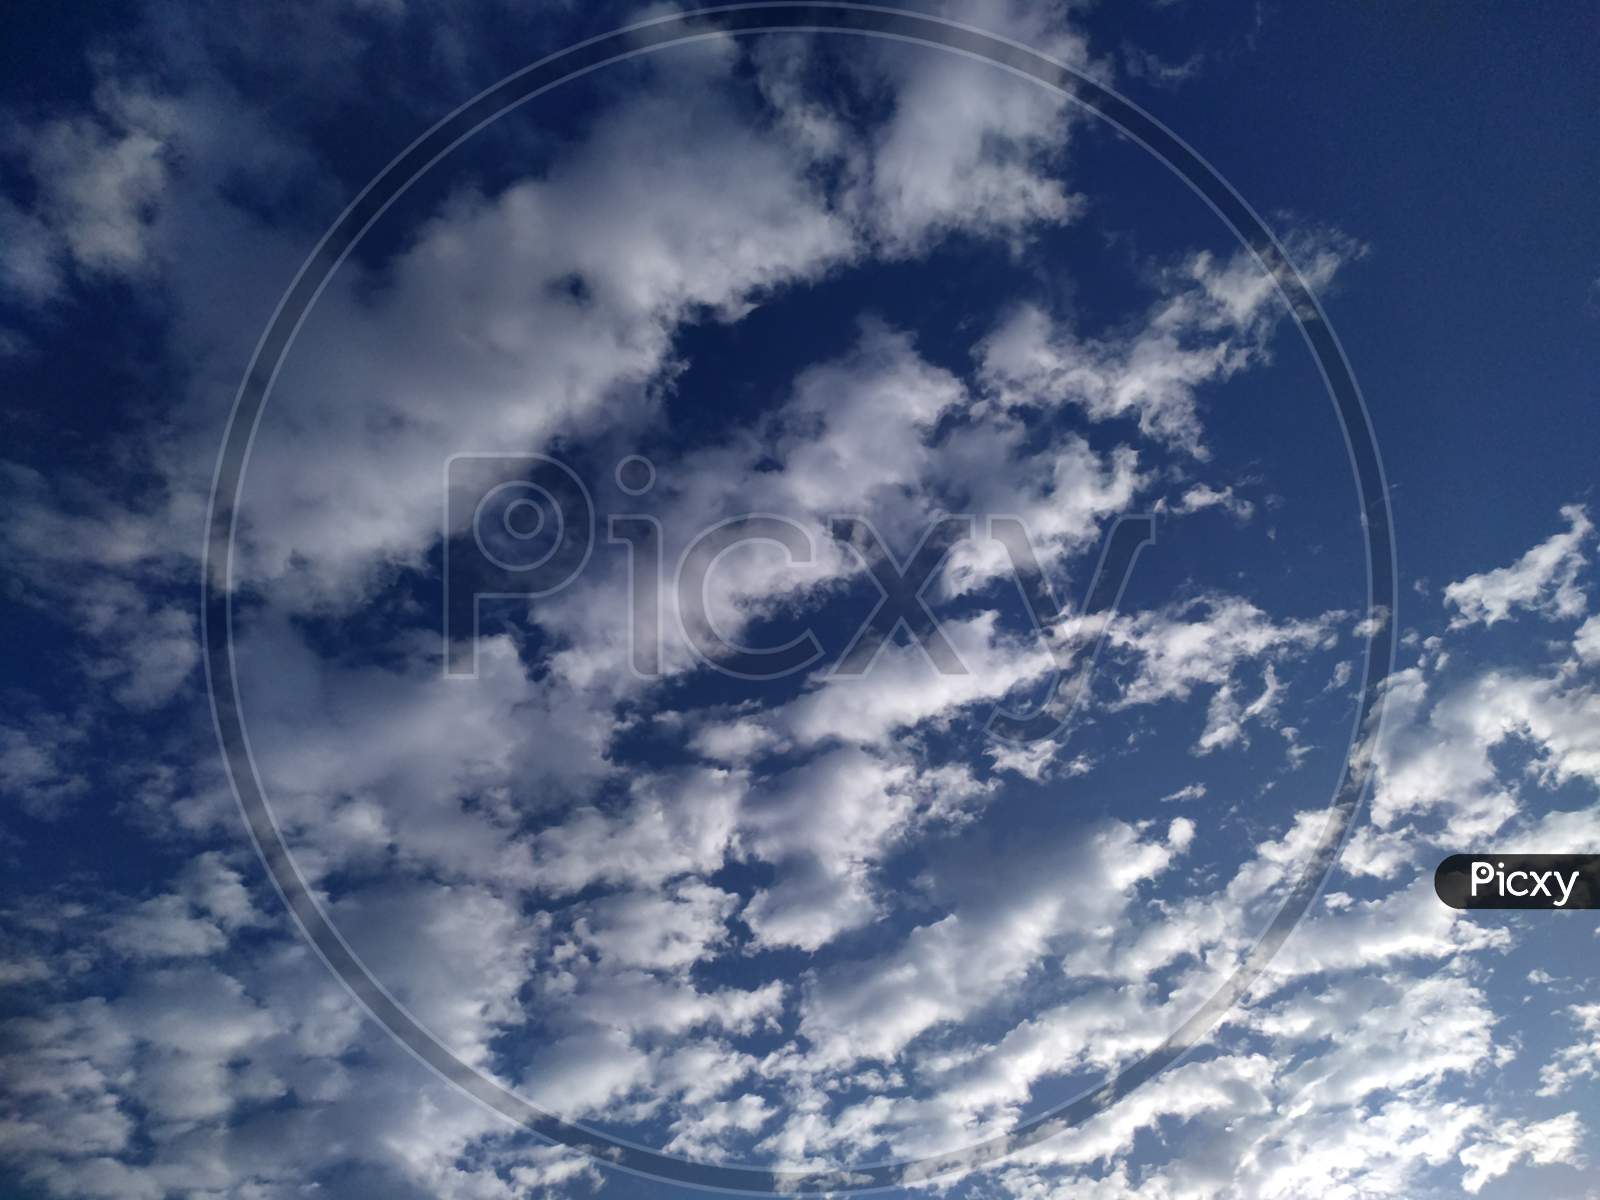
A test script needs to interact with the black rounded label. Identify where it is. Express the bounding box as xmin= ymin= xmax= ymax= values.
xmin=1435 ymin=855 xmax=1600 ymax=910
